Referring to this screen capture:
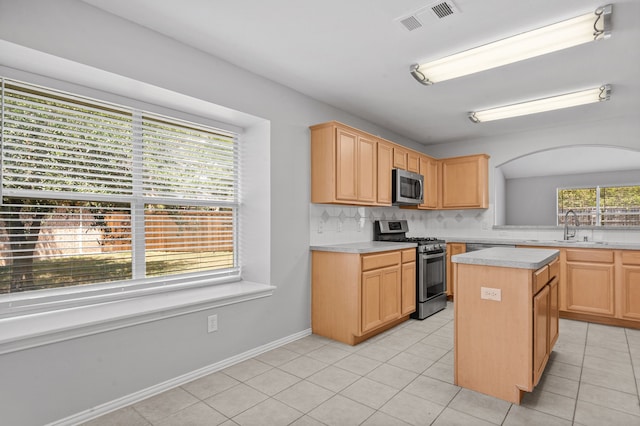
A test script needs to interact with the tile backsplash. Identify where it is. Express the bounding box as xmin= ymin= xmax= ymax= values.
xmin=309 ymin=203 xmax=640 ymax=245
xmin=309 ymin=203 xmax=496 ymax=245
